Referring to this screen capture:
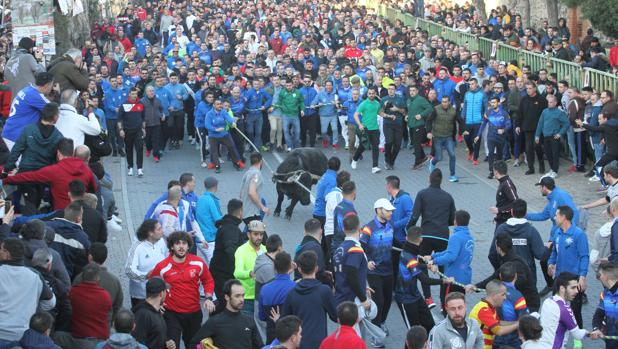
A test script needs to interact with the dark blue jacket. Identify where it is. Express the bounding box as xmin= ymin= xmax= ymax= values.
xmin=0 ymin=329 xmax=62 ymax=349
xmin=610 ymin=219 xmax=618 ymax=263
xmin=259 ymin=274 xmax=296 ymax=342
xmin=313 ymin=169 xmax=337 ymax=217
xmin=360 ymin=217 xmax=394 ymax=276
xmin=282 ymin=279 xmax=337 ymax=349
xmin=390 ymin=190 xmax=413 ymax=245
xmin=478 ymin=106 xmax=510 ymax=142
xmin=47 ymin=218 xmax=91 ymax=278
